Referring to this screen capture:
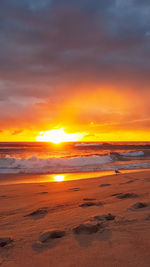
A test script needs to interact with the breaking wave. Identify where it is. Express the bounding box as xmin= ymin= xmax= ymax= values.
xmin=75 ymin=142 xmax=113 ymax=147
xmin=0 ymin=150 xmax=149 ymax=174
xmin=0 ymin=155 xmax=113 ymax=174
xmin=119 ymin=151 xmax=144 ymax=157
